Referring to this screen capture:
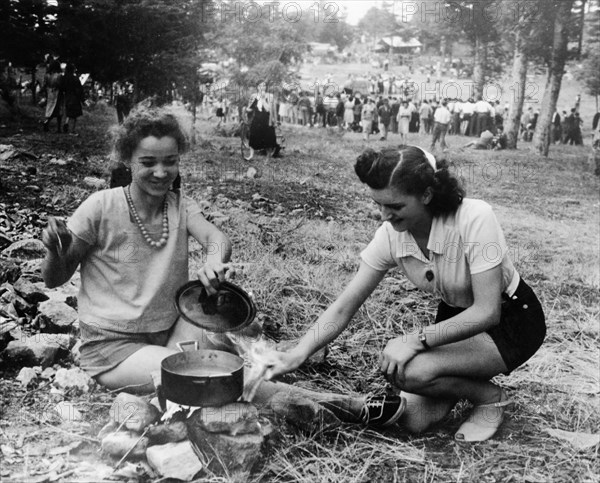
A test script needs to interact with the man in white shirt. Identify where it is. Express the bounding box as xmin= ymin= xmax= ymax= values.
xmin=431 ymin=99 xmax=451 ymax=151
xmin=474 ymin=95 xmax=493 ymax=136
